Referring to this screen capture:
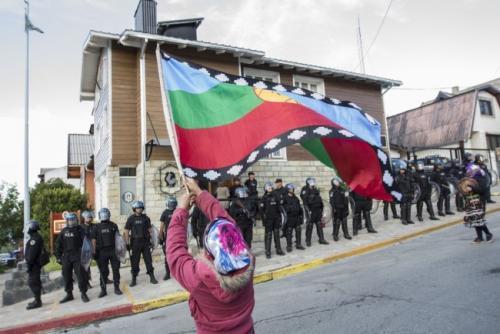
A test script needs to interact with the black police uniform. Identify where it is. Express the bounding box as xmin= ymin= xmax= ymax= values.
xmin=414 ymin=170 xmax=438 ymax=220
xmin=329 ymin=185 xmax=351 ymax=241
xmin=477 ymin=161 xmax=494 ymax=203
xmin=244 ymin=178 xmax=259 ymax=218
xmin=449 ymin=161 xmax=466 ymax=211
xmin=25 ymin=231 xmax=43 ymax=307
xmin=395 ymin=172 xmax=415 ymax=224
xmin=351 ymin=192 xmax=377 ymax=234
xmin=229 ymin=198 xmax=254 ymax=247
xmin=383 ymin=201 xmax=399 ymax=220
xmin=191 ymin=206 xmax=210 ymax=248
xmin=81 ymin=223 xmax=94 ymax=288
xmin=55 ymin=225 xmax=87 ymax=296
xmin=259 ymin=191 xmax=285 ymax=257
xmin=125 ymin=213 xmax=154 ymax=278
xmin=300 ymin=185 xmax=328 ymax=246
xmin=283 ymin=192 xmax=305 ymax=251
xmin=431 ymin=168 xmax=453 ymax=215
xmin=93 ymin=220 xmax=121 ymax=294
xmin=274 ymin=186 xmax=288 ymax=235
xmin=159 ymin=209 xmax=174 ymax=279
